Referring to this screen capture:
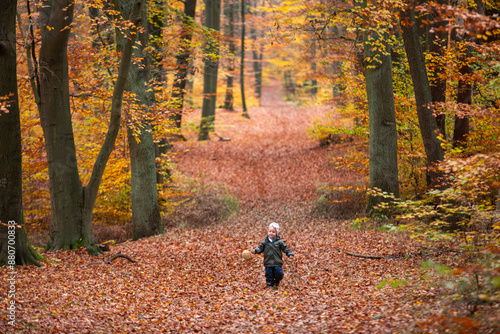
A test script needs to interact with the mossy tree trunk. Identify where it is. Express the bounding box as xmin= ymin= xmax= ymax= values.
xmin=360 ymin=0 xmax=399 ymax=209
xmin=117 ymin=0 xmax=163 ymax=239
xmin=0 ymin=0 xmax=43 ymax=266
